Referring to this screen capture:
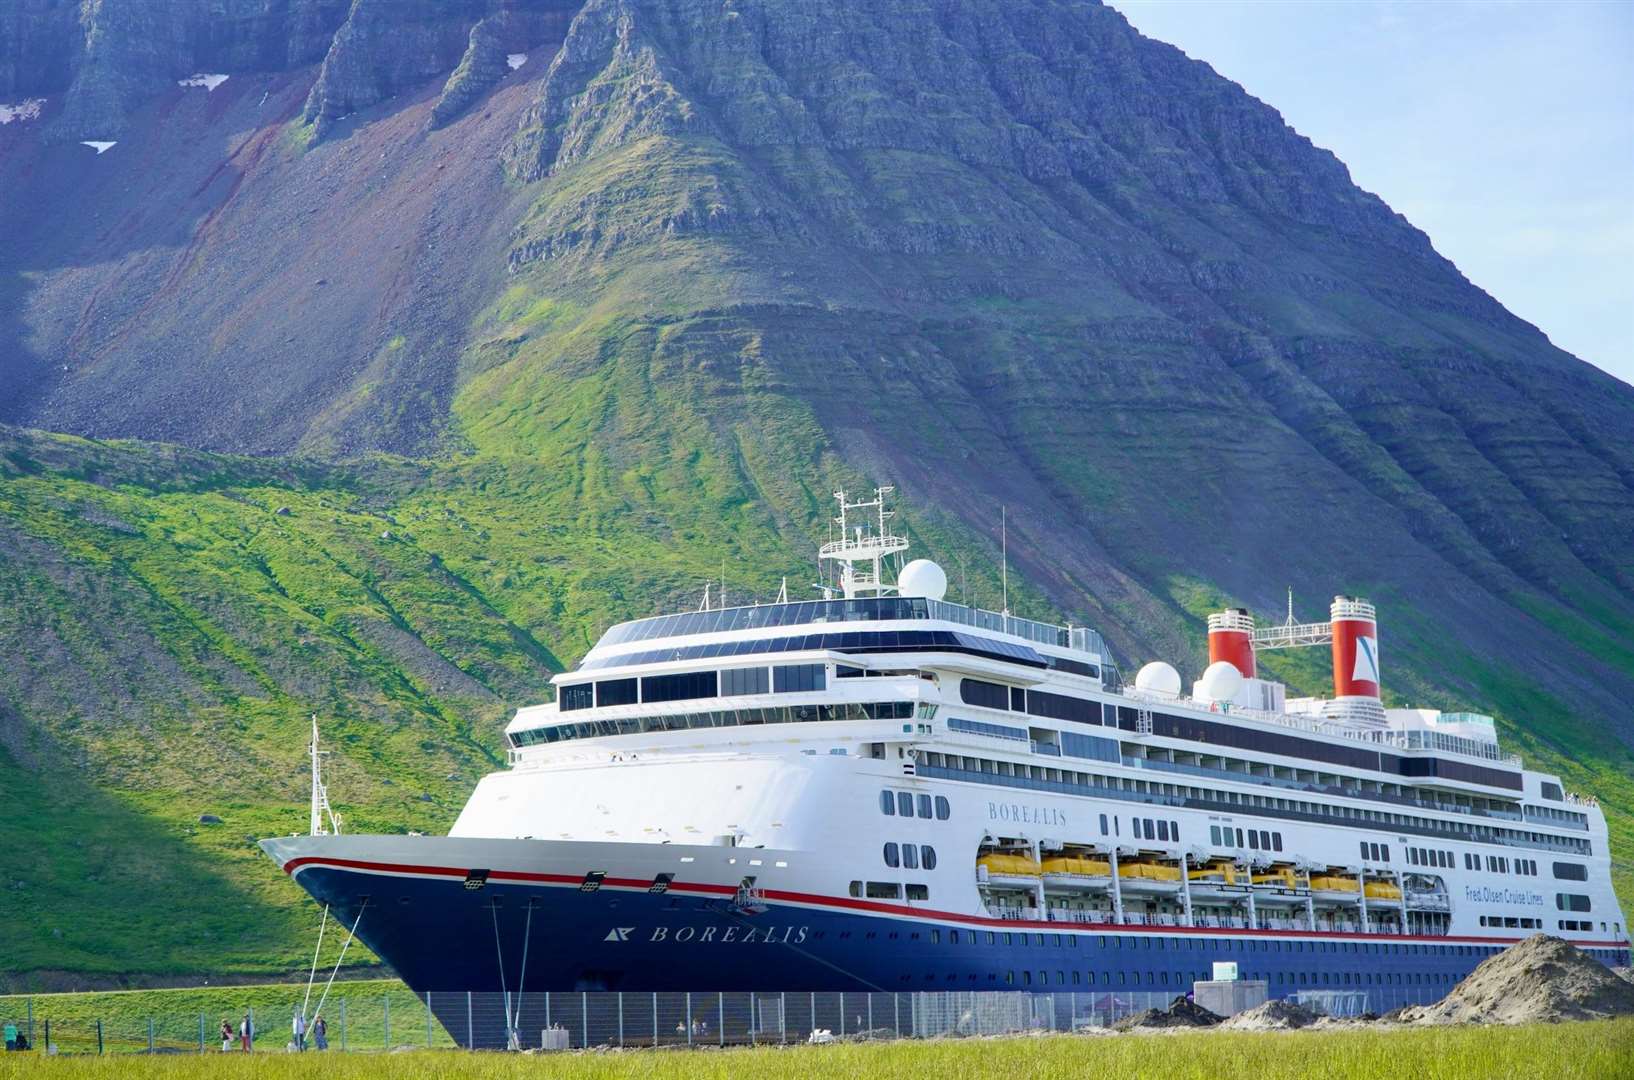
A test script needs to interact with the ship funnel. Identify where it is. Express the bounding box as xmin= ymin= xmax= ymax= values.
xmin=1206 ymin=608 xmax=1256 ymax=678
xmin=1325 ymin=596 xmax=1384 ymax=729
